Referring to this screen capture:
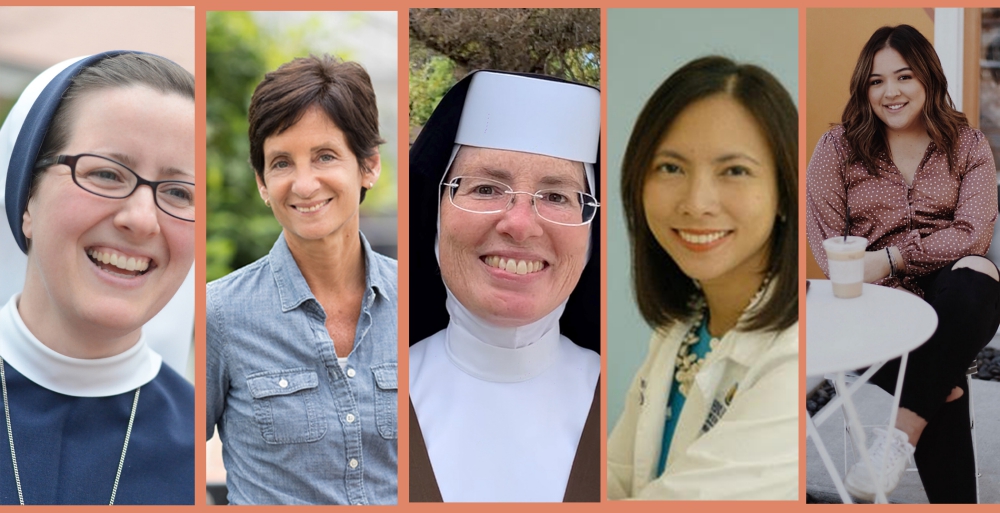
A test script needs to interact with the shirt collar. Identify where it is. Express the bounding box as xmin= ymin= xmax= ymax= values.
xmin=360 ymin=230 xmax=392 ymax=304
xmin=0 ymin=295 xmax=162 ymax=397
xmin=270 ymin=231 xmax=390 ymax=313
